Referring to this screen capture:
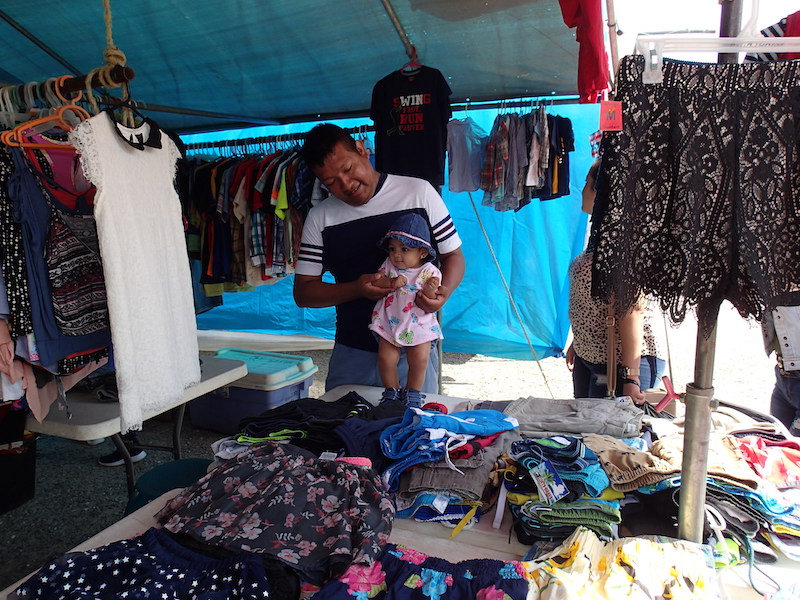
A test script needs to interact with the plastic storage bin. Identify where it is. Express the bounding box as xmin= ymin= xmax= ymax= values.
xmin=190 ymin=348 xmax=318 ymax=434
